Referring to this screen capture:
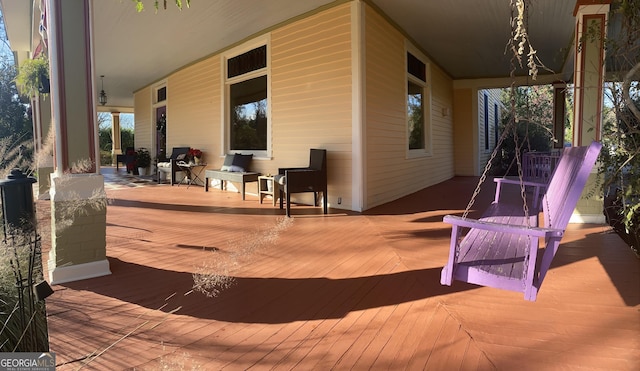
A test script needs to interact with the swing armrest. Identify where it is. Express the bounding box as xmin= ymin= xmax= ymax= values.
xmin=443 ymin=215 xmax=564 ymax=238
xmin=494 ymin=177 xmax=547 ymax=188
